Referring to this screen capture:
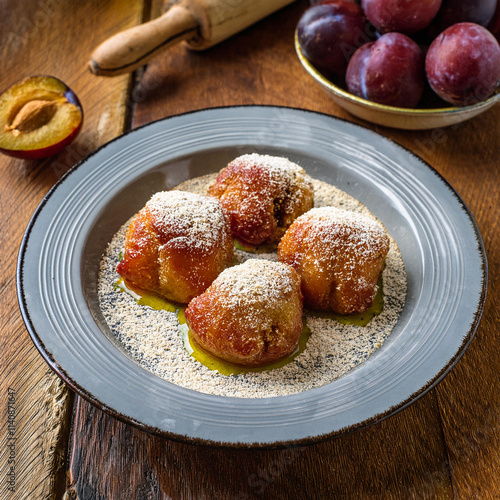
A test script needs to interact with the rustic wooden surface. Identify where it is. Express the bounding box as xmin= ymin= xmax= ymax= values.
xmin=1 ymin=0 xmax=499 ymax=498
xmin=0 ymin=1 xmax=146 ymax=499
